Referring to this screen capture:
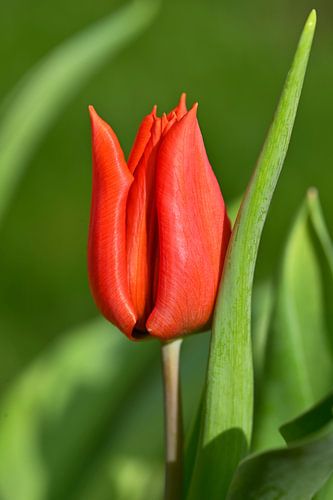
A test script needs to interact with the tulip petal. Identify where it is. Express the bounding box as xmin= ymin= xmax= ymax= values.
xmin=167 ymin=92 xmax=187 ymax=121
xmin=147 ymin=105 xmax=231 ymax=339
xmin=127 ymin=106 xmax=156 ymax=173
xmin=88 ymin=106 xmax=137 ymax=337
xmin=126 ymin=118 xmax=162 ymax=332
xmin=174 ymin=92 xmax=187 ymax=120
